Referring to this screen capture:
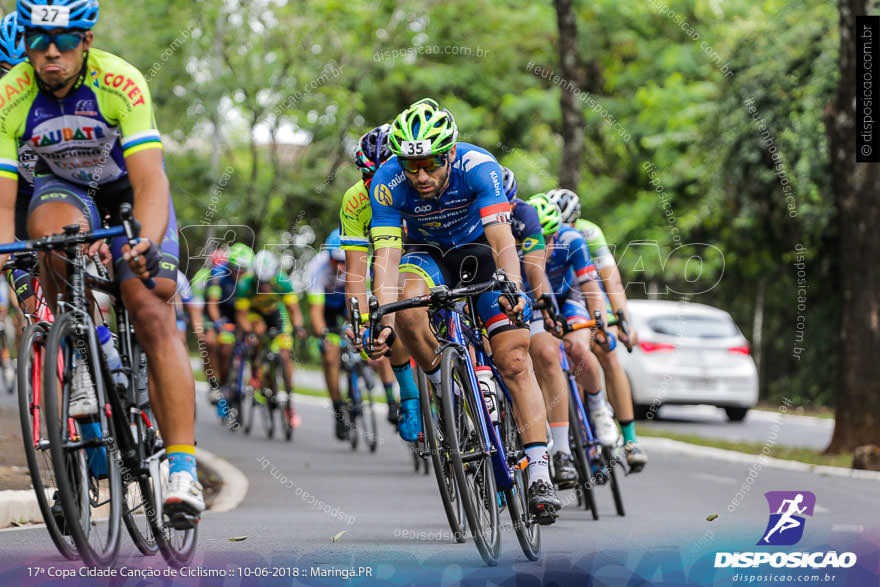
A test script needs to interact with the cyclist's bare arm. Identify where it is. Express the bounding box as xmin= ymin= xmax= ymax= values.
xmin=236 ymin=307 xmax=253 ymax=334
xmin=126 ymin=149 xmax=169 ymax=244
xmin=285 ymin=301 xmax=304 ymax=331
xmin=344 ymin=248 xmax=370 ymax=315
xmin=484 ymin=223 xmax=522 ymax=287
xmin=0 ymin=177 xmax=17 ymax=266
xmin=310 ymin=303 xmax=327 ymax=336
